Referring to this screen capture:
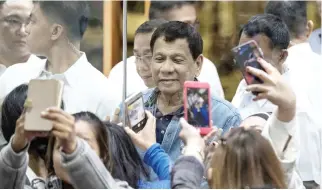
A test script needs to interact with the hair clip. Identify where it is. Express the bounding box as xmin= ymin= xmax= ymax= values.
xmin=219 ymin=138 xmax=227 ymax=145
xmin=24 ymin=99 xmax=33 ymax=109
